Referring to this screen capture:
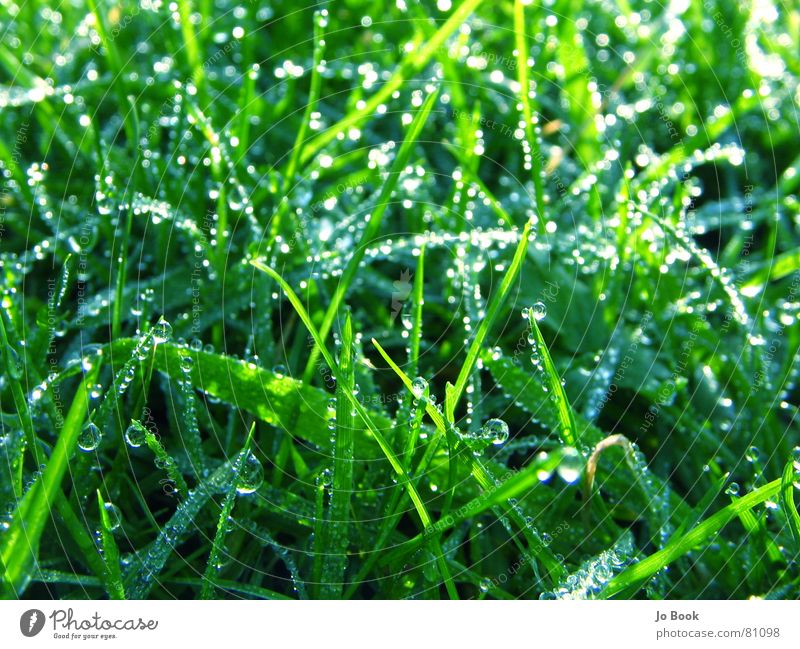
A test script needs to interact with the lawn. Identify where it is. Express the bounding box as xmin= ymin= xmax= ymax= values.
xmin=0 ymin=0 xmax=799 ymax=599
